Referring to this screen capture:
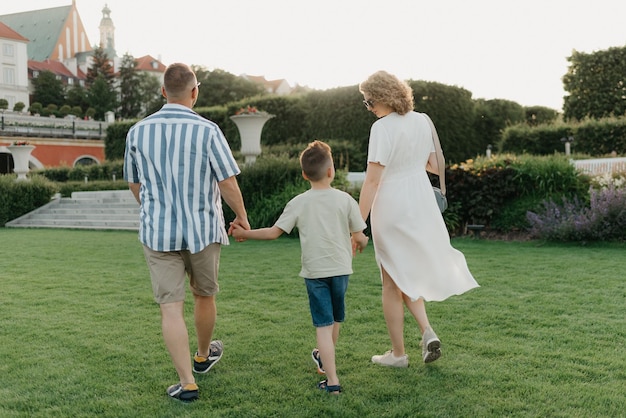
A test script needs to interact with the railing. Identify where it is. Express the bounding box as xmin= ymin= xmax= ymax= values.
xmin=571 ymin=157 xmax=626 ymax=175
xmin=0 ymin=111 xmax=108 ymax=140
